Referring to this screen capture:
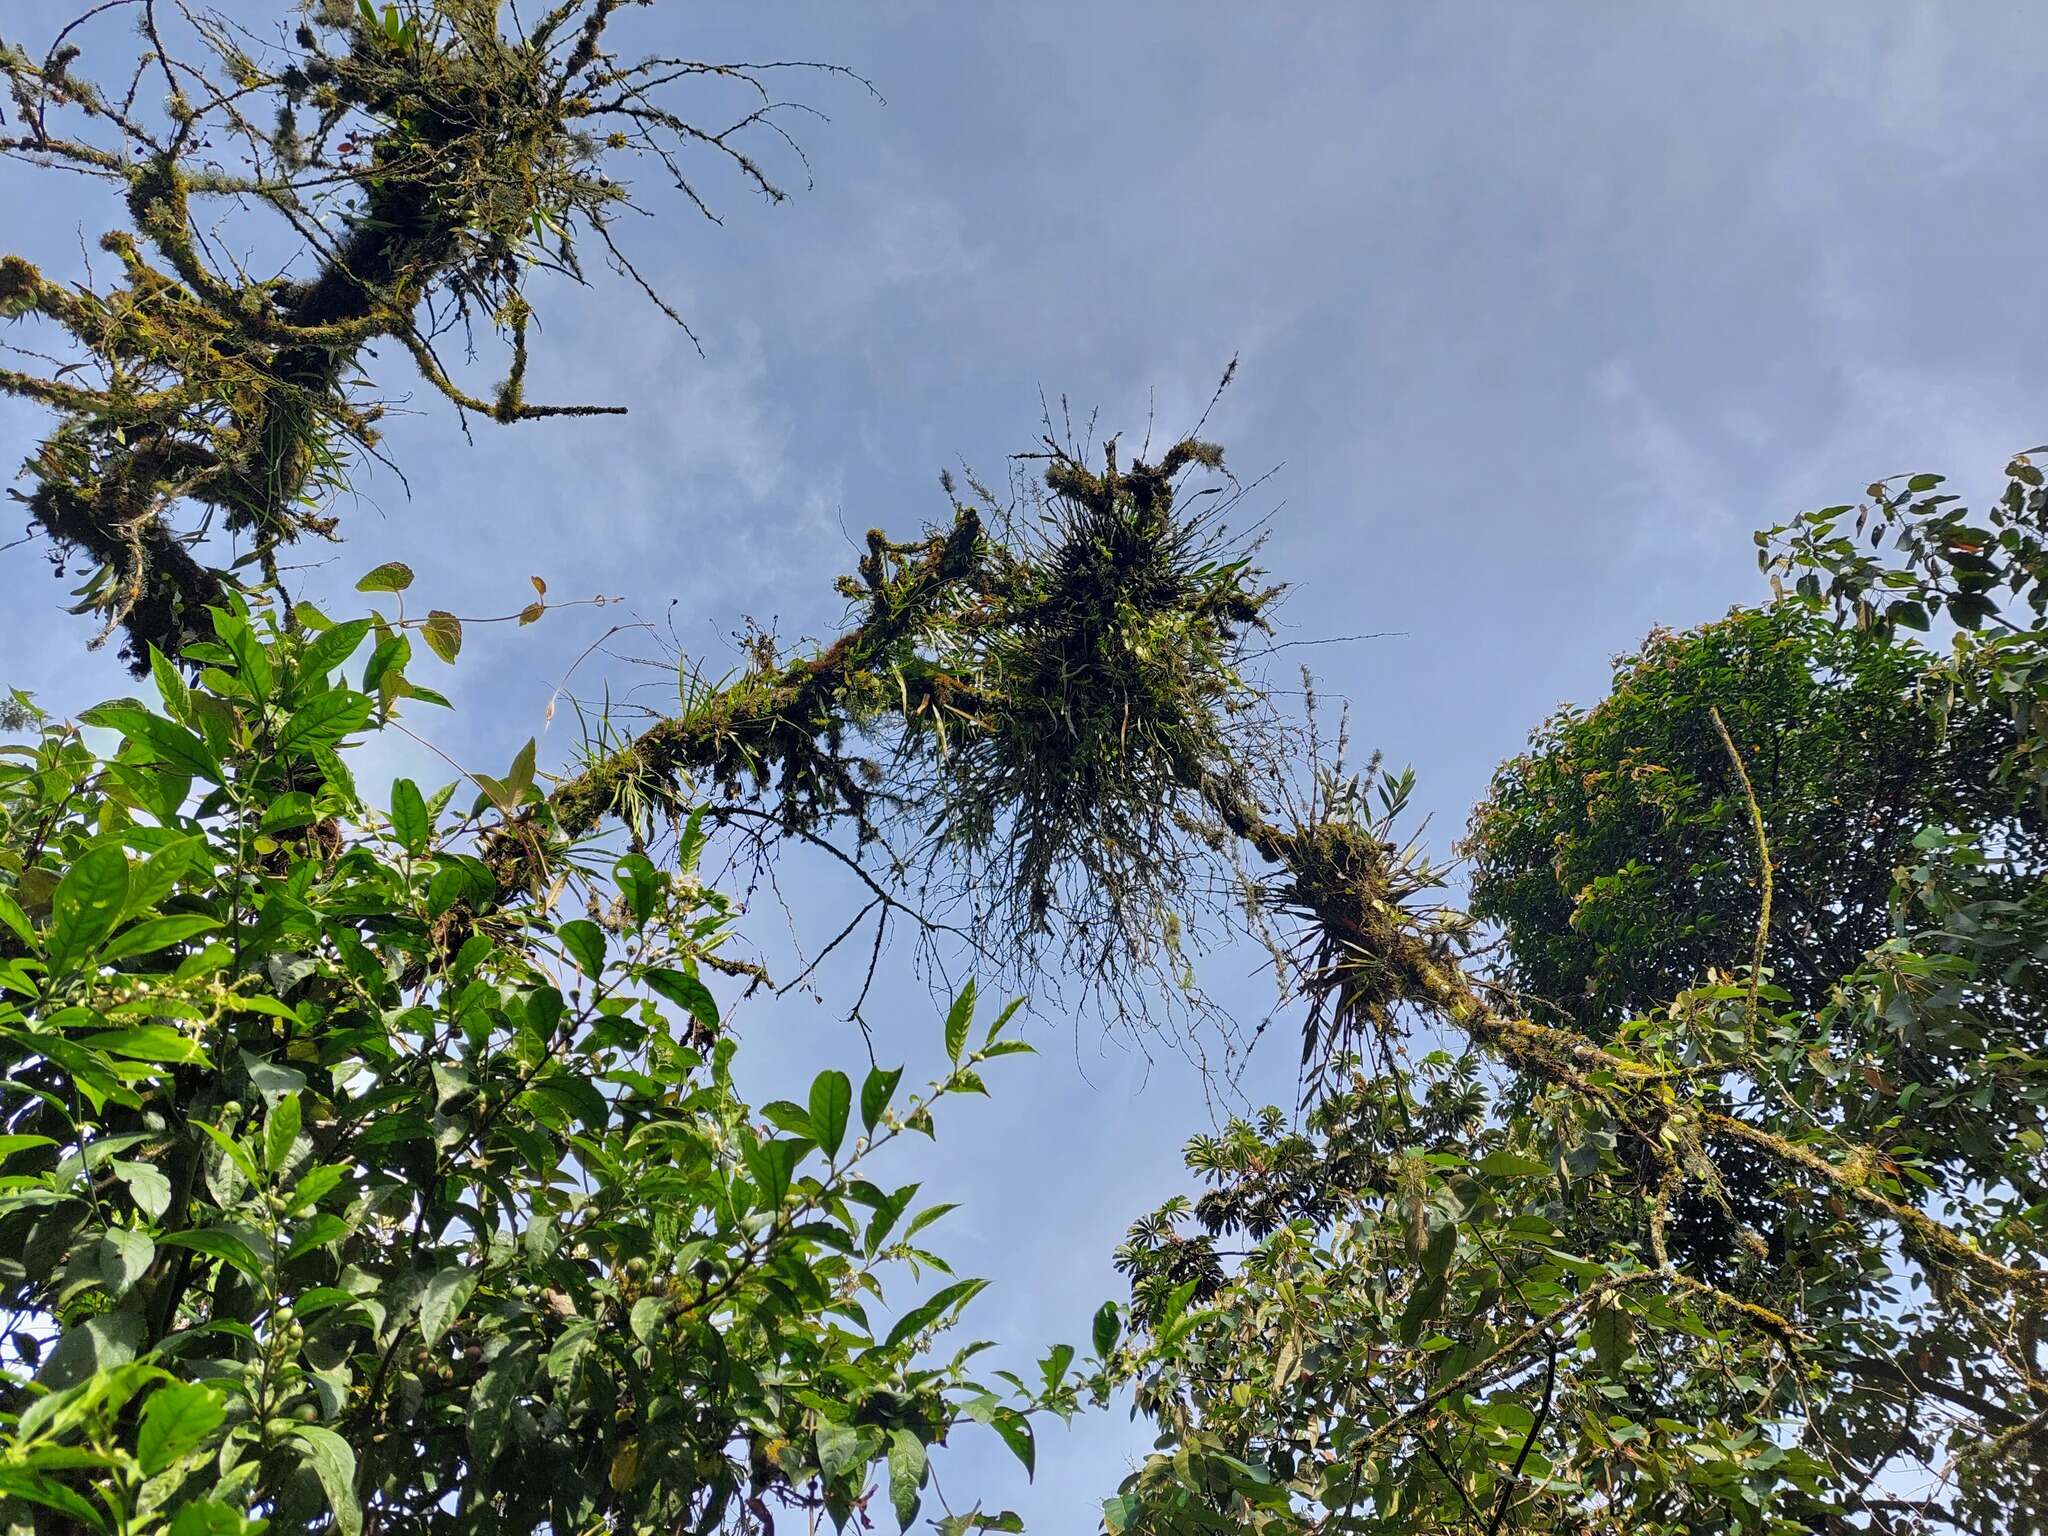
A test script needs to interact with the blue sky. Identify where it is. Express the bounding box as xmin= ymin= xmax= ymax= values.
xmin=5 ymin=1 xmax=2048 ymax=1527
